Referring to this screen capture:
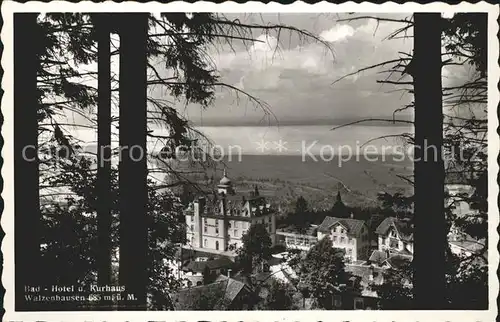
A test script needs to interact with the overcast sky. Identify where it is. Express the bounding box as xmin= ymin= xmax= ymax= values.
xmin=60 ymin=12 xmax=477 ymax=156
xmin=150 ymin=12 xmax=418 ymax=127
